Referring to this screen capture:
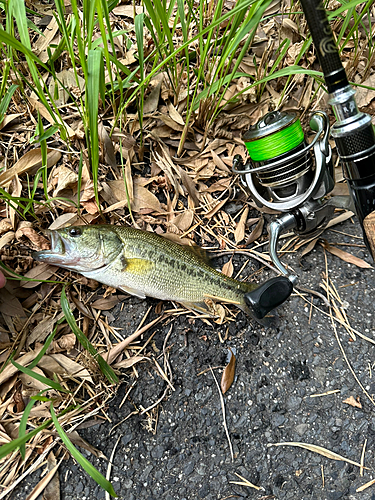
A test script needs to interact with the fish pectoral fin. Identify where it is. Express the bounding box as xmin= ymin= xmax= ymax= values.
xmin=118 ymin=285 xmax=146 ymax=299
xmin=179 ymin=301 xmax=213 ymax=315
